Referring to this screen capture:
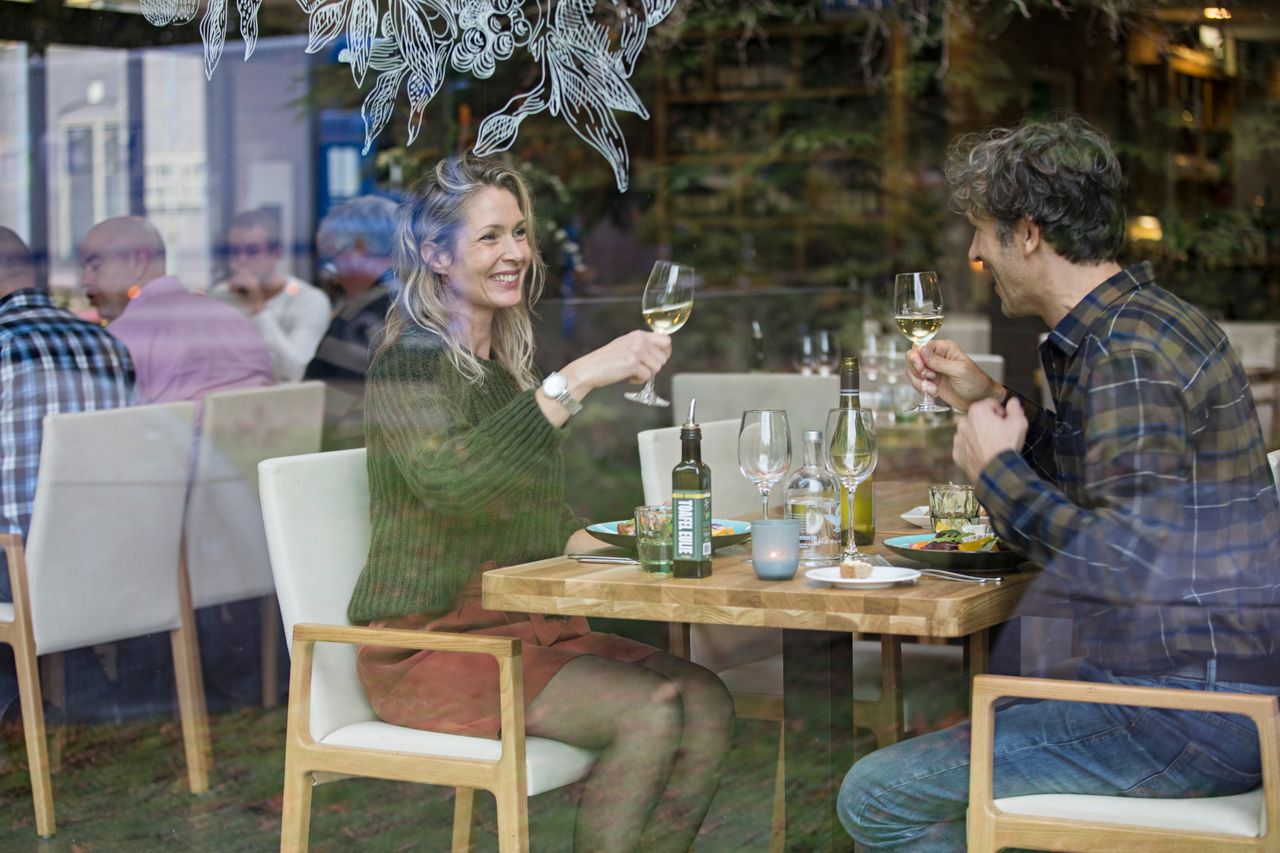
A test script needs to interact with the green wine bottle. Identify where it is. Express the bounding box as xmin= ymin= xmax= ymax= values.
xmin=838 ymin=356 xmax=876 ymax=547
xmin=672 ymin=399 xmax=713 ymax=579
